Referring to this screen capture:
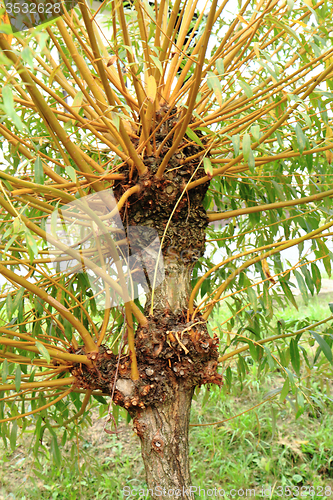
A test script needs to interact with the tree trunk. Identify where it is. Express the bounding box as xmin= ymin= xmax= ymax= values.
xmin=133 ymin=380 xmax=194 ymax=499
xmin=72 ymin=124 xmax=222 ymax=497
xmin=128 ymin=257 xmax=220 ymax=499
